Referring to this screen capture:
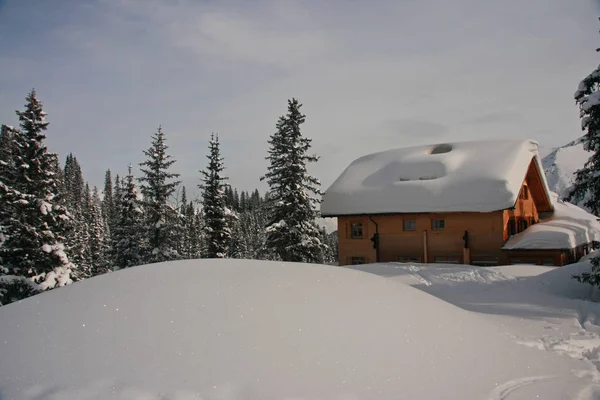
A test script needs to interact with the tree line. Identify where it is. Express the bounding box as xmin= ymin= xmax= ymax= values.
xmin=0 ymin=92 xmax=337 ymax=305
